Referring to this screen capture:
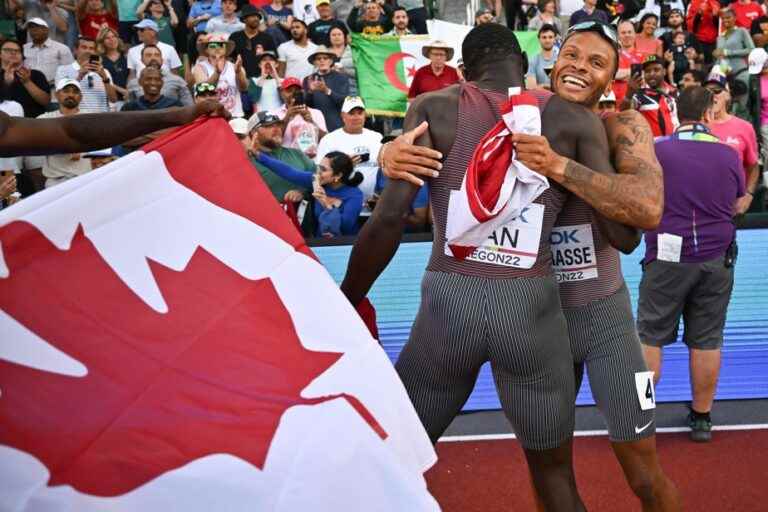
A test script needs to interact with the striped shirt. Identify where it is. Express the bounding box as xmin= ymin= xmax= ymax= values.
xmin=427 ymin=83 xmax=567 ymax=279
xmin=55 ymin=62 xmax=113 ymax=113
